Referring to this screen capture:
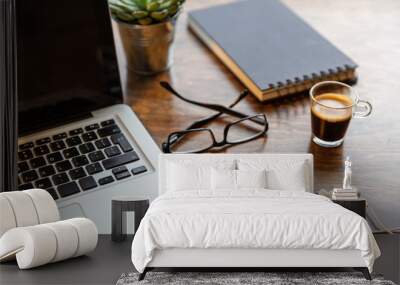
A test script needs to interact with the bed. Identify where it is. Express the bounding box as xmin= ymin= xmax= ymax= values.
xmin=131 ymin=154 xmax=380 ymax=280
